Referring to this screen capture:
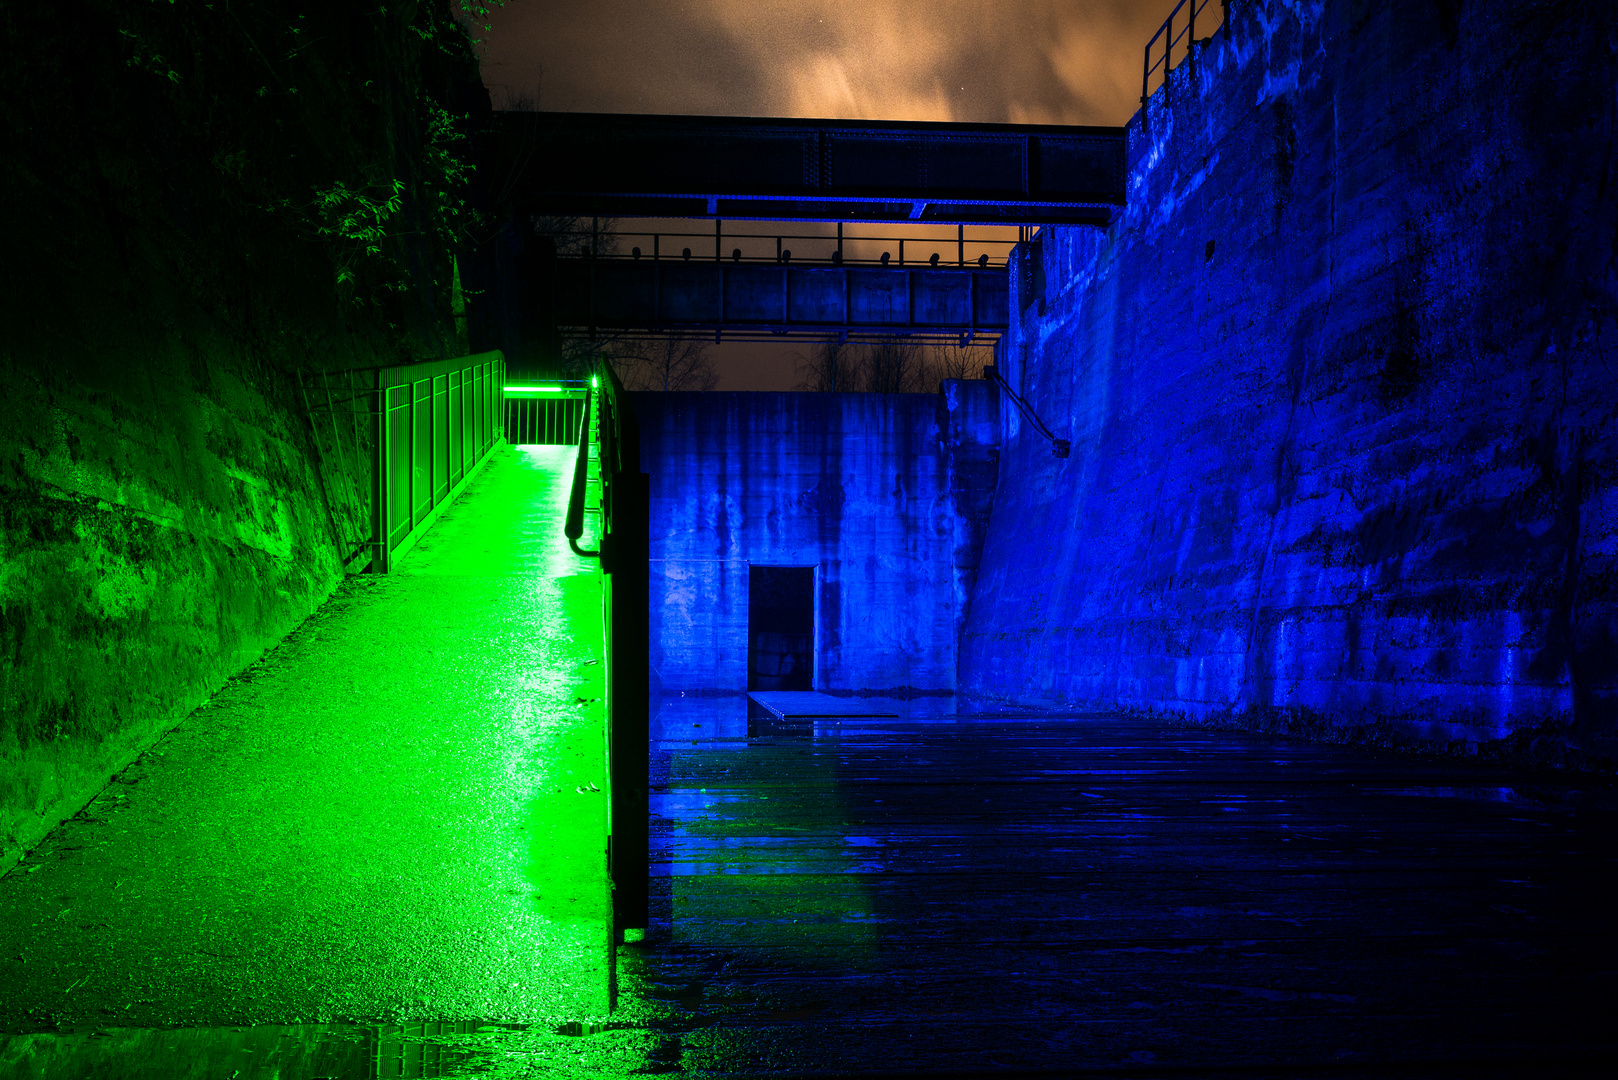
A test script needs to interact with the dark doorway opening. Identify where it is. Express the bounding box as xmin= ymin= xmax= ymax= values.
xmin=748 ymin=566 xmax=814 ymax=691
